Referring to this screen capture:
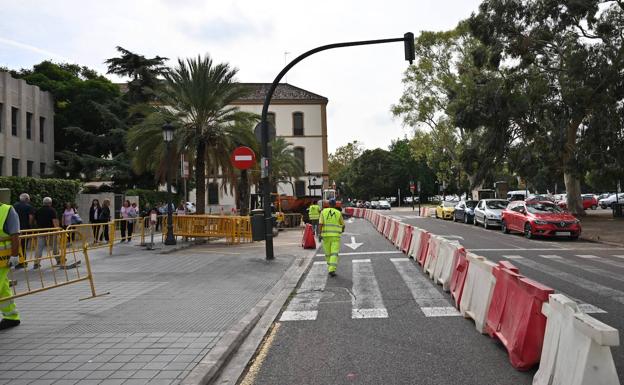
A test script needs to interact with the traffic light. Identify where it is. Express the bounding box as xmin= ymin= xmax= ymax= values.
xmin=404 ymin=32 xmax=415 ymax=64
